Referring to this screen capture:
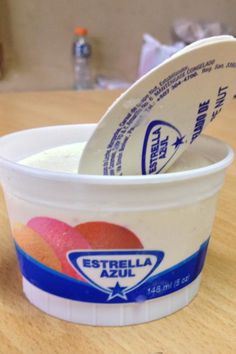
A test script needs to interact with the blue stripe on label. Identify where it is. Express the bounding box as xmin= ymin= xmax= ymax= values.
xmin=15 ymin=238 xmax=209 ymax=304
